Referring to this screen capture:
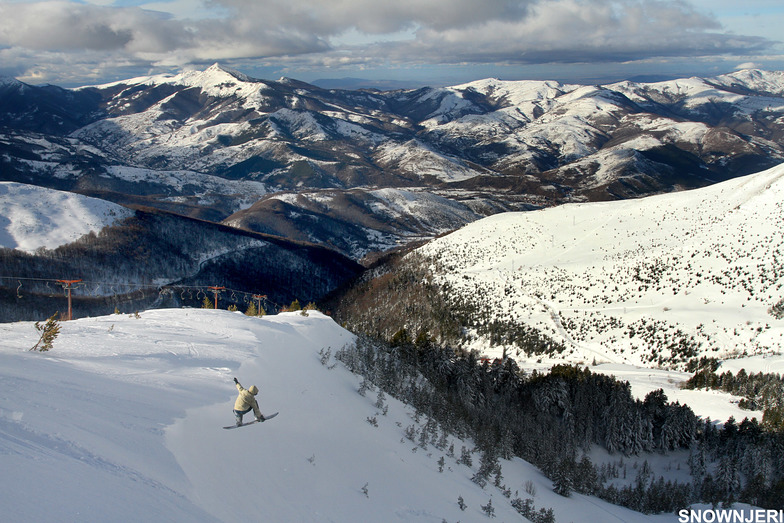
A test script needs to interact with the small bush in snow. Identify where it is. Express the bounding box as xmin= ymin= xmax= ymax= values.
xmin=30 ymin=313 xmax=60 ymax=352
